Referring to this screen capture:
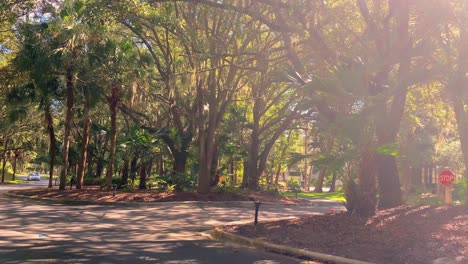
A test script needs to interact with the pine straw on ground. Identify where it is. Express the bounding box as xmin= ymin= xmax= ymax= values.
xmin=11 ymin=187 xmax=300 ymax=204
xmin=223 ymin=205 xmax=468 ymax=264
